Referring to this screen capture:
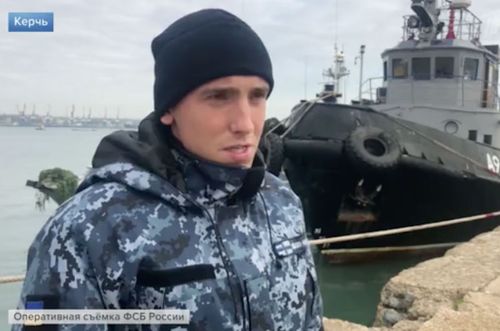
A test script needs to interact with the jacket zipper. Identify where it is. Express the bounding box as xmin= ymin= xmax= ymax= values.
xmin=196 ymin=203 xmax=250 ymax=331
